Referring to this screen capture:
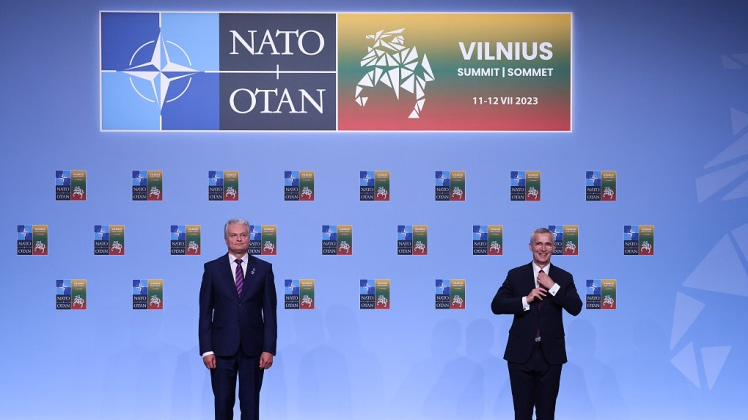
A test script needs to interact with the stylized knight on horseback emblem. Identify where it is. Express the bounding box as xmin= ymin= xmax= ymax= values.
xmin=355 ymin=28 xmax=435 ymax=118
